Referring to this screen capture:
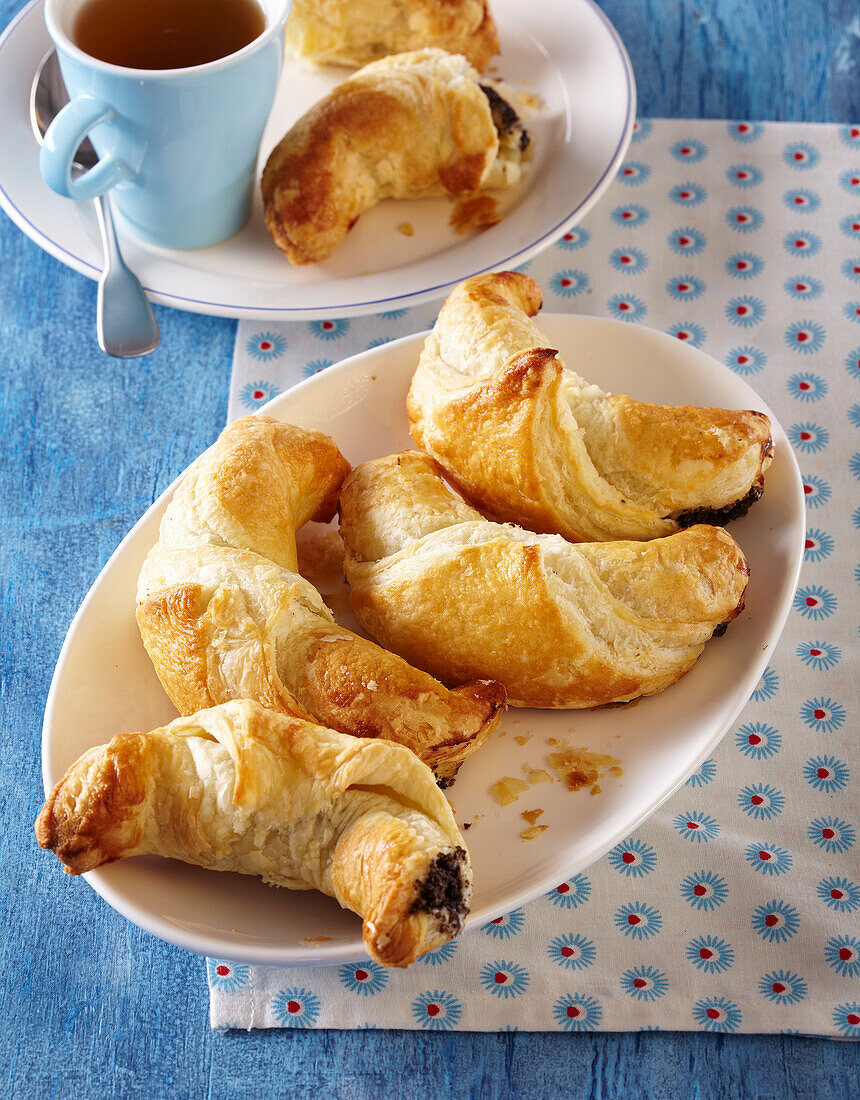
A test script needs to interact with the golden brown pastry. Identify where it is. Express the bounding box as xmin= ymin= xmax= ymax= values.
xmin=35 ymin=700 xmax=472 ymax=967
xmin=339 ymin=451 xmax=750 ymax=708
xmin=136 ymin=417 xmax=504 ymax=786
xmin=262 ymin=49 xmax=530 ymax=265
xmin=284 ymin=0 xmax=499 ymax=71
xmin=408 ymin=272 xmax=773 ymax=542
